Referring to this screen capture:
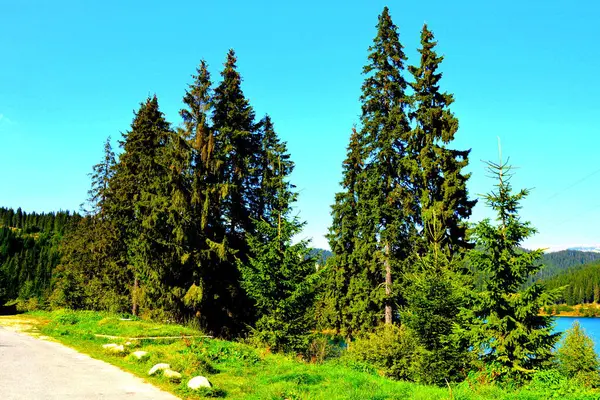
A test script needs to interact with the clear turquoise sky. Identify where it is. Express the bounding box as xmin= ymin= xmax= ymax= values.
xmin=2 ymin=1 xmax=599 ymax=251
